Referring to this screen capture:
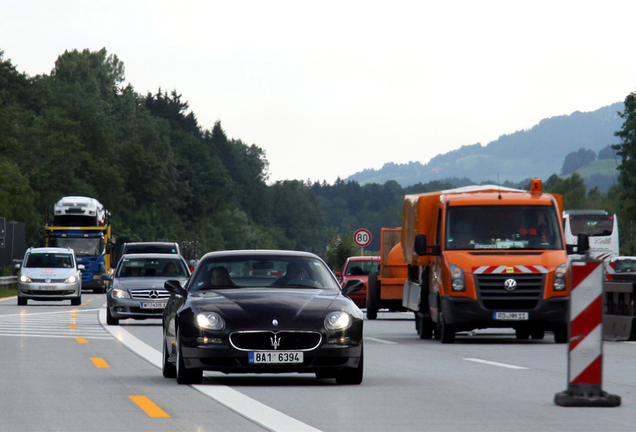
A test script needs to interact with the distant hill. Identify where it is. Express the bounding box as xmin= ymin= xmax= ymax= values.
xmin=346 ymin=102 xmax=624 ymax=186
